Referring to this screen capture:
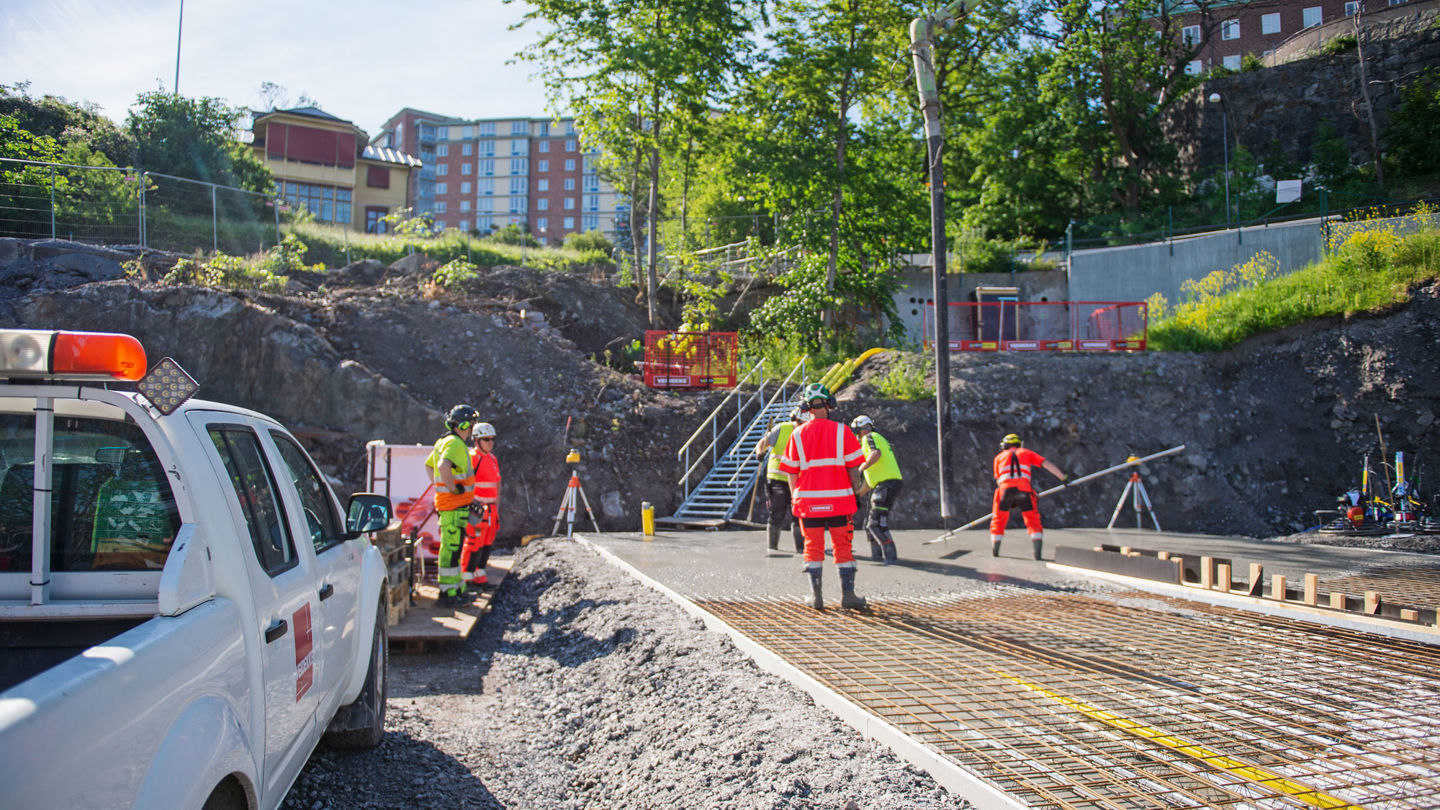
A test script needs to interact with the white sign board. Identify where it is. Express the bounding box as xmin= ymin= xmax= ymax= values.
xmin=1277 ymin=179 xmax=1302 ymax=204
